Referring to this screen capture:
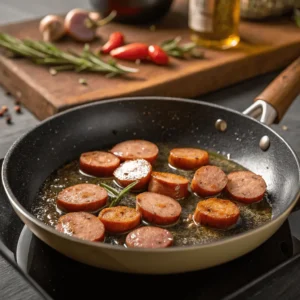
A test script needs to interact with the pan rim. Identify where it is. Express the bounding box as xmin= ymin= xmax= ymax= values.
xmin=2 ymin=96 xmax=300 ymax=254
